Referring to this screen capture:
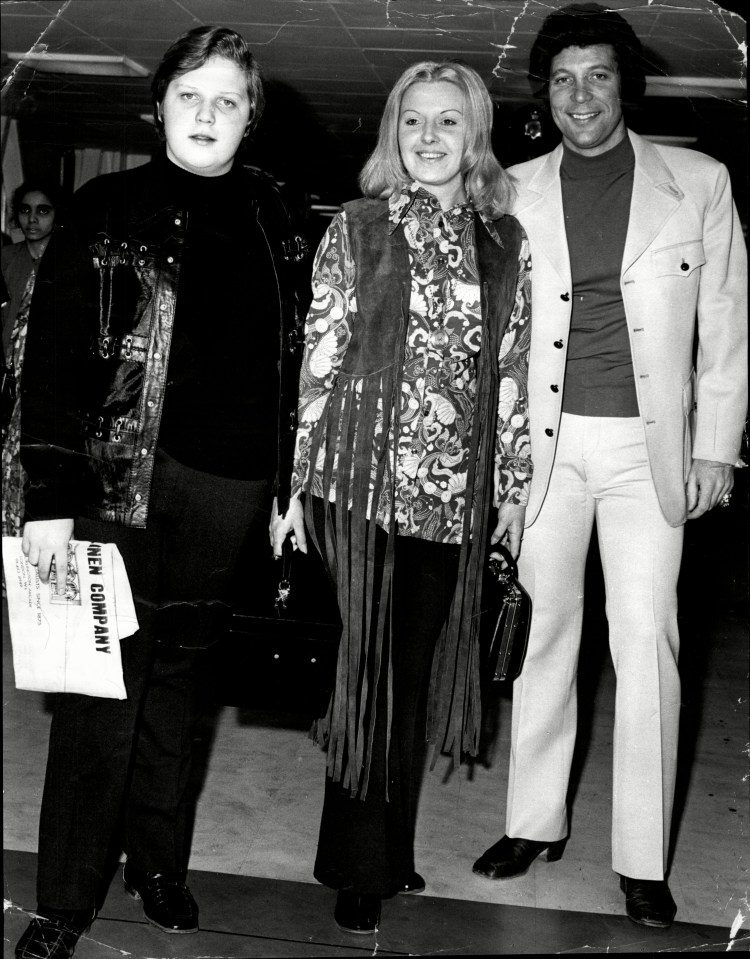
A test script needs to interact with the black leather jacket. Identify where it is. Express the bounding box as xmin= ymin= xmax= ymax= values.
xmin=20 ymin=155 xmax=308 ymax=527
